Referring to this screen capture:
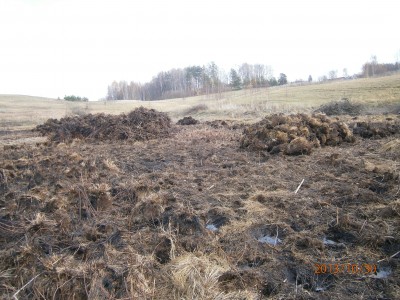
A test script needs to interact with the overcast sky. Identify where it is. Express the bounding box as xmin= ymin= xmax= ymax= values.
xmin=0 ymin=0 xmax=399 ymax=100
